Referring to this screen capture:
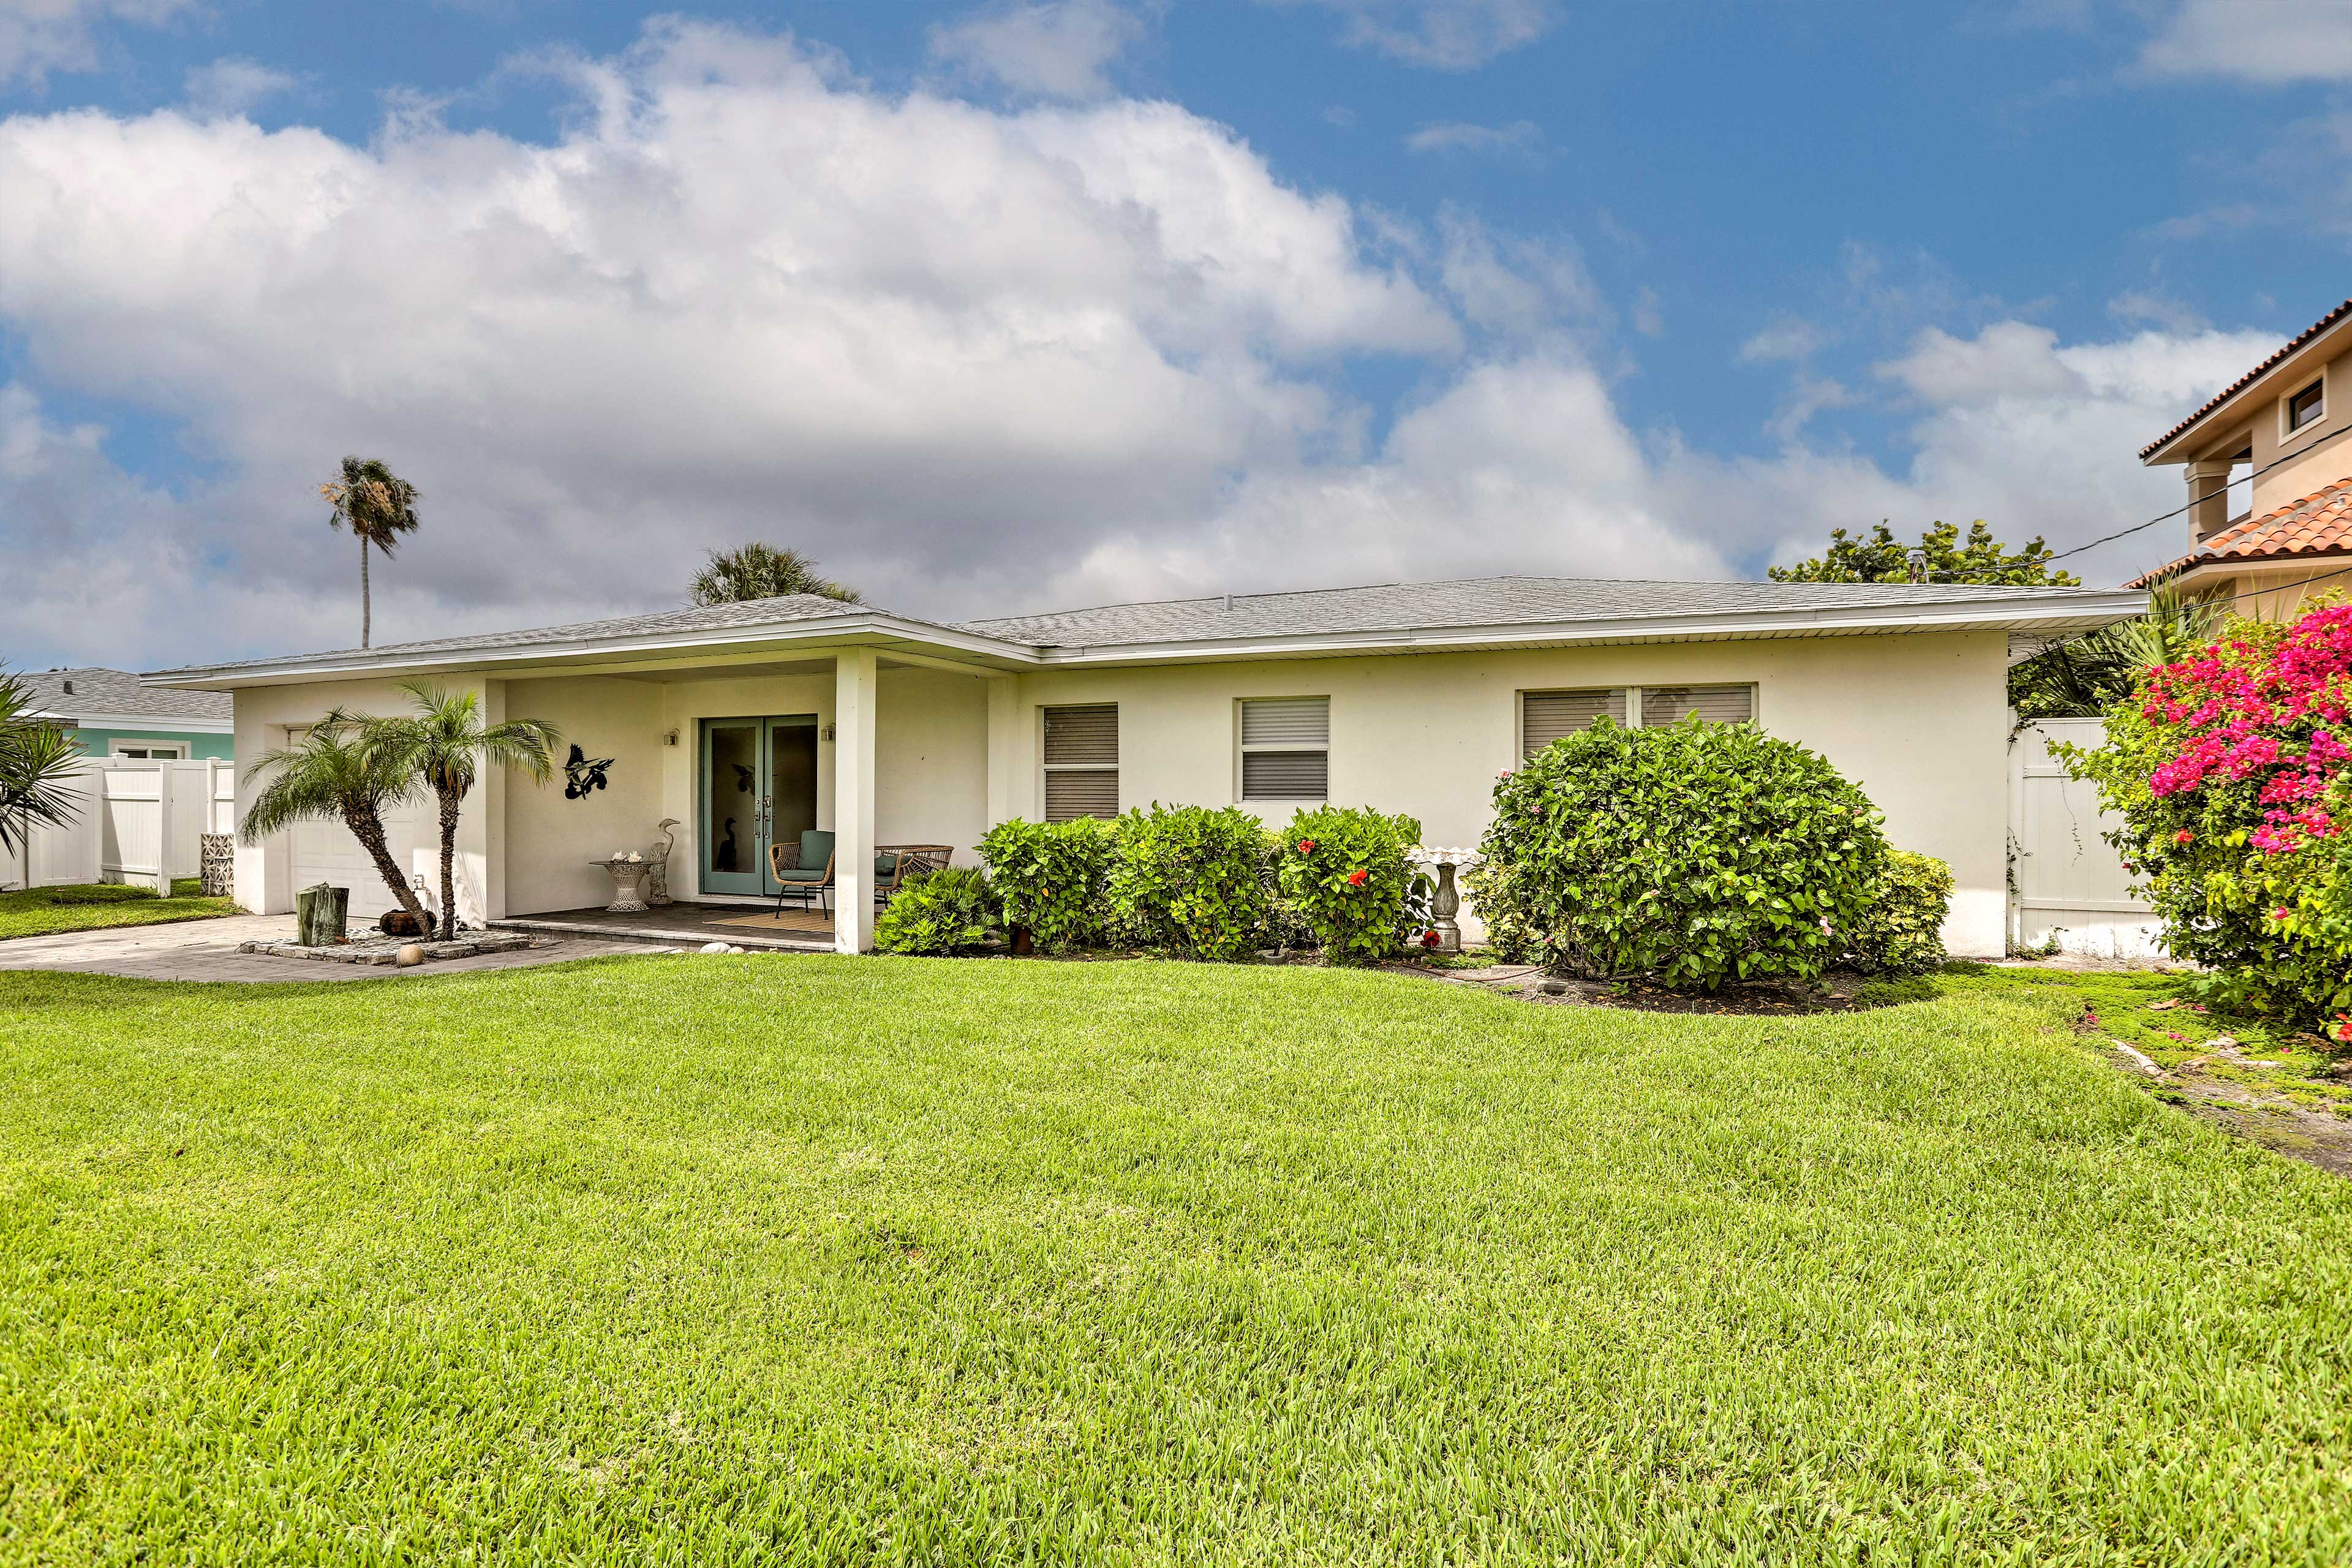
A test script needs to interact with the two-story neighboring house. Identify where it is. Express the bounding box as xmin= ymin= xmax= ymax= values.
xmin=2134 ymin=296 xmax=2352 ymax=617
